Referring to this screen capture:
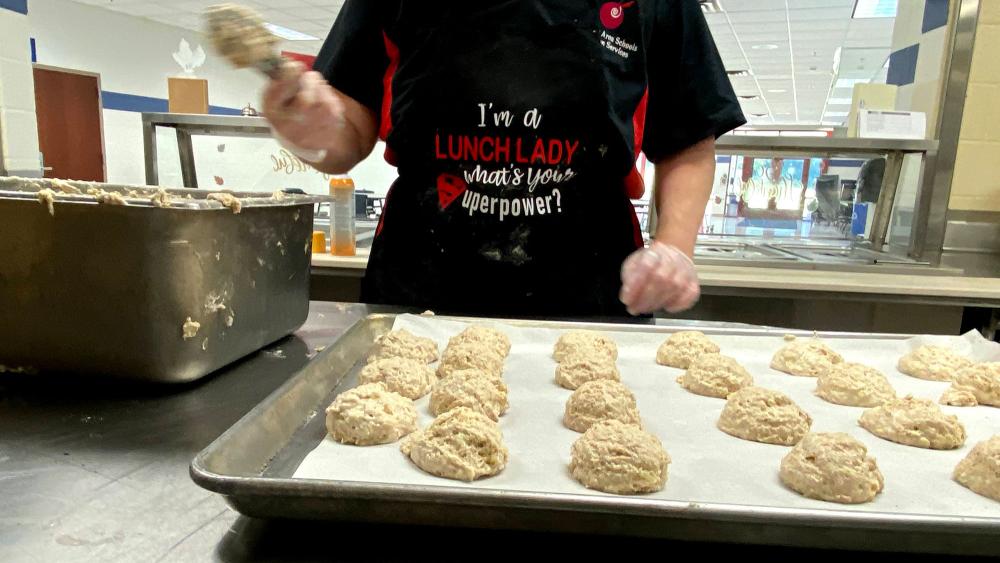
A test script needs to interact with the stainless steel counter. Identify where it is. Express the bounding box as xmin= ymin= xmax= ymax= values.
xmin=0 ymin=303 xmax=991 ymax=562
